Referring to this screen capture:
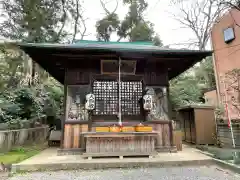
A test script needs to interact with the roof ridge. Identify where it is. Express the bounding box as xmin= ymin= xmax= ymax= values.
xmin=74 ymin=40 xmax=154 ymax=46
